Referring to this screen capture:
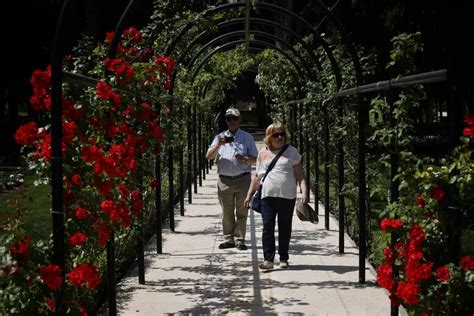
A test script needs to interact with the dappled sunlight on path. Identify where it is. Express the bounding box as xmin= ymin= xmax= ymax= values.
xmin=110 ymin=137 xmax=391 ymax=315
